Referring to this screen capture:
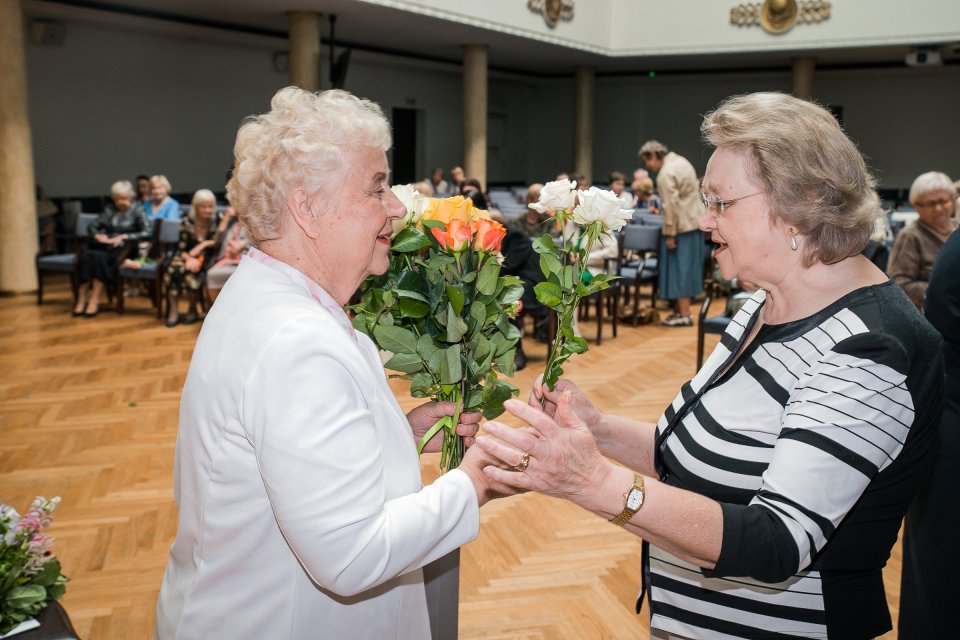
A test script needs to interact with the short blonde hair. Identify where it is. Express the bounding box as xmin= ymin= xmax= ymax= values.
xmin=110 ymin=180 xmax=135 ymax=198
xmin=189 ymin=188 xmax=216 ymax=222
xmin=632 ymin=177 xmax=654 ymax=197
xmin=150 ymin=175 xmax=172 ymax=192
xmin=908 ymin=171 xmax=956 ymax=206
xmin=227 ymin=86 xmax=391 ymax=242
xmin=702 ymin=92 xmax=878 ymax=267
